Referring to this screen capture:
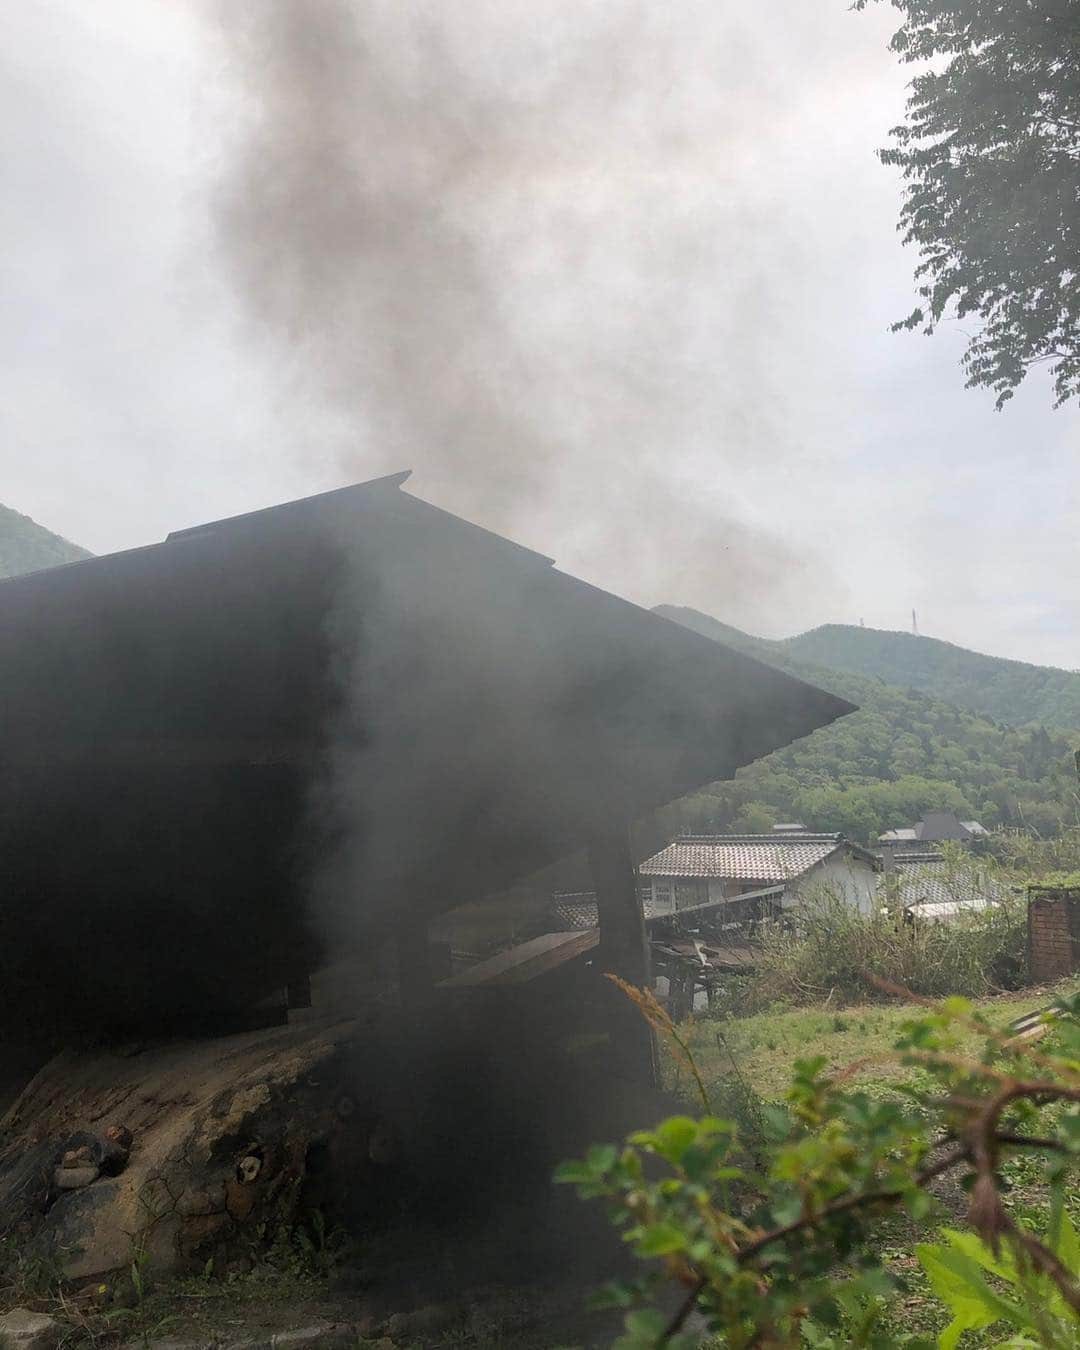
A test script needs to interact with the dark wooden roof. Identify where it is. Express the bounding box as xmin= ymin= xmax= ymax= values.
xmin=0 ymin=474 xmax=854 ymax=1034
